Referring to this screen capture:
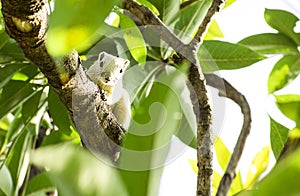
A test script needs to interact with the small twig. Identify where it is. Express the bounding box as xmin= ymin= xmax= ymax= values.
xmin=180 ymin=0 xmax=197 ymax=9
xmin=189 ymin=0 xmax=224 ymax=49
xmin=205 ymin=74 xmax=252 ymax=196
